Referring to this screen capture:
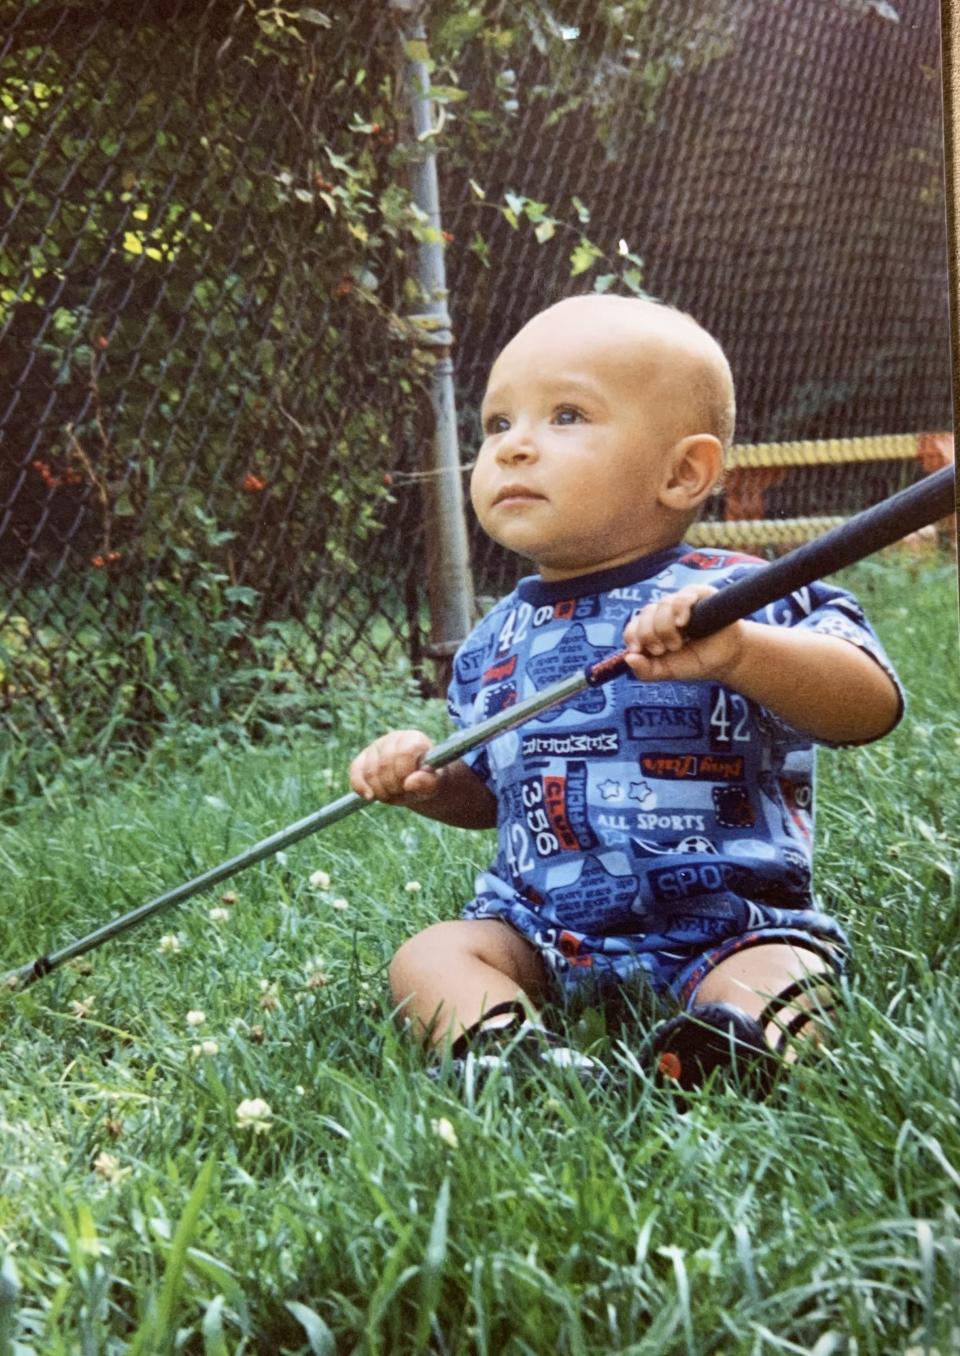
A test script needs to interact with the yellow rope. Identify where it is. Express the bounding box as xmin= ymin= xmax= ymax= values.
xmin=687 ymin=517 xmax=848 ymax=548
xmin=685 ymin=434 xmax=951 ymax=550
xmin=726 ymin=434 xmax=917 ymax=469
